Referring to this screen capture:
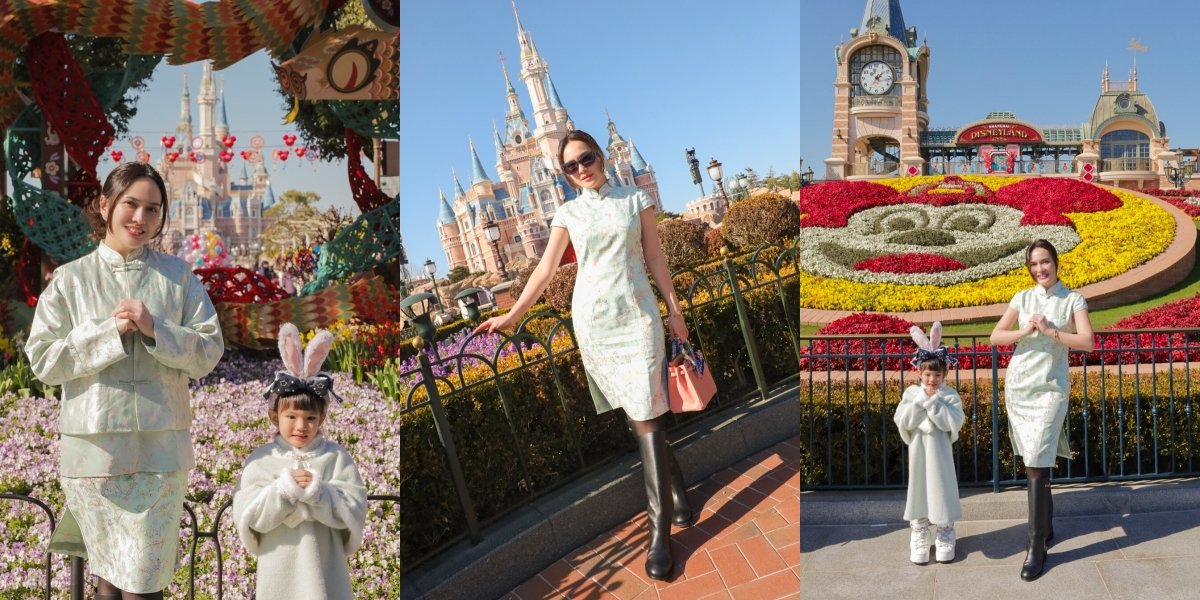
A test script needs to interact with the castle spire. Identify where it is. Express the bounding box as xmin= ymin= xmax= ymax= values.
xmin=453 ymin=168 xmax=466 ymax=197
xmin=175 ymin=72 xmax=193 ymax=142
xmin=438 ymin=188 xmax=456 ymax=224
xmin=469 ymin=137 xmax=491 ymax=184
